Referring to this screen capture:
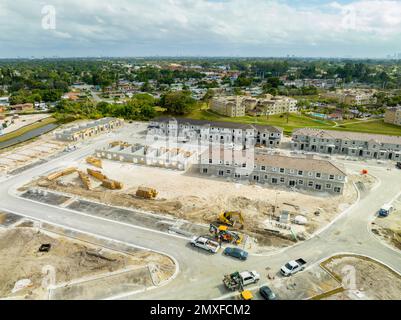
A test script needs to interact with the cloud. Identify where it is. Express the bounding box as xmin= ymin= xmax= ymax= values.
xmin=0 ymin=0 xmax=401 ymax=57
